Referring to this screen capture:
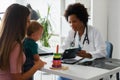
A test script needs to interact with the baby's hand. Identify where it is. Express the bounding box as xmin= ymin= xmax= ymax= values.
xmin=43 ymin=61 xmax=47 ymax=64
xmin=39 ymin=59 xmax=47 ymax=65
xmin=34 ymin=60 xmax=46 ymax=70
